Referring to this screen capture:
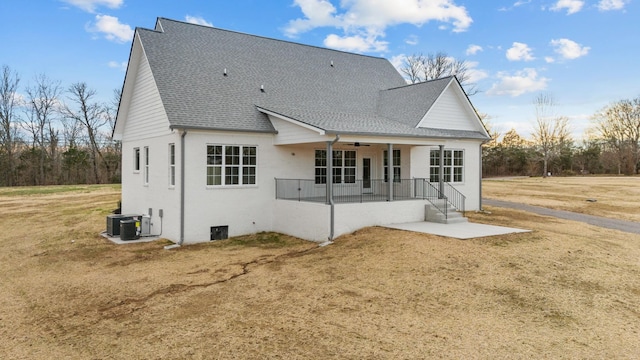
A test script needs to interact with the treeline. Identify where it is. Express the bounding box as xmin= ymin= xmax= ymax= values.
xmin=0 ymin=65 xmax=121 ymax=186
xmin=483 ymin=95 xmax=640 ymax=177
